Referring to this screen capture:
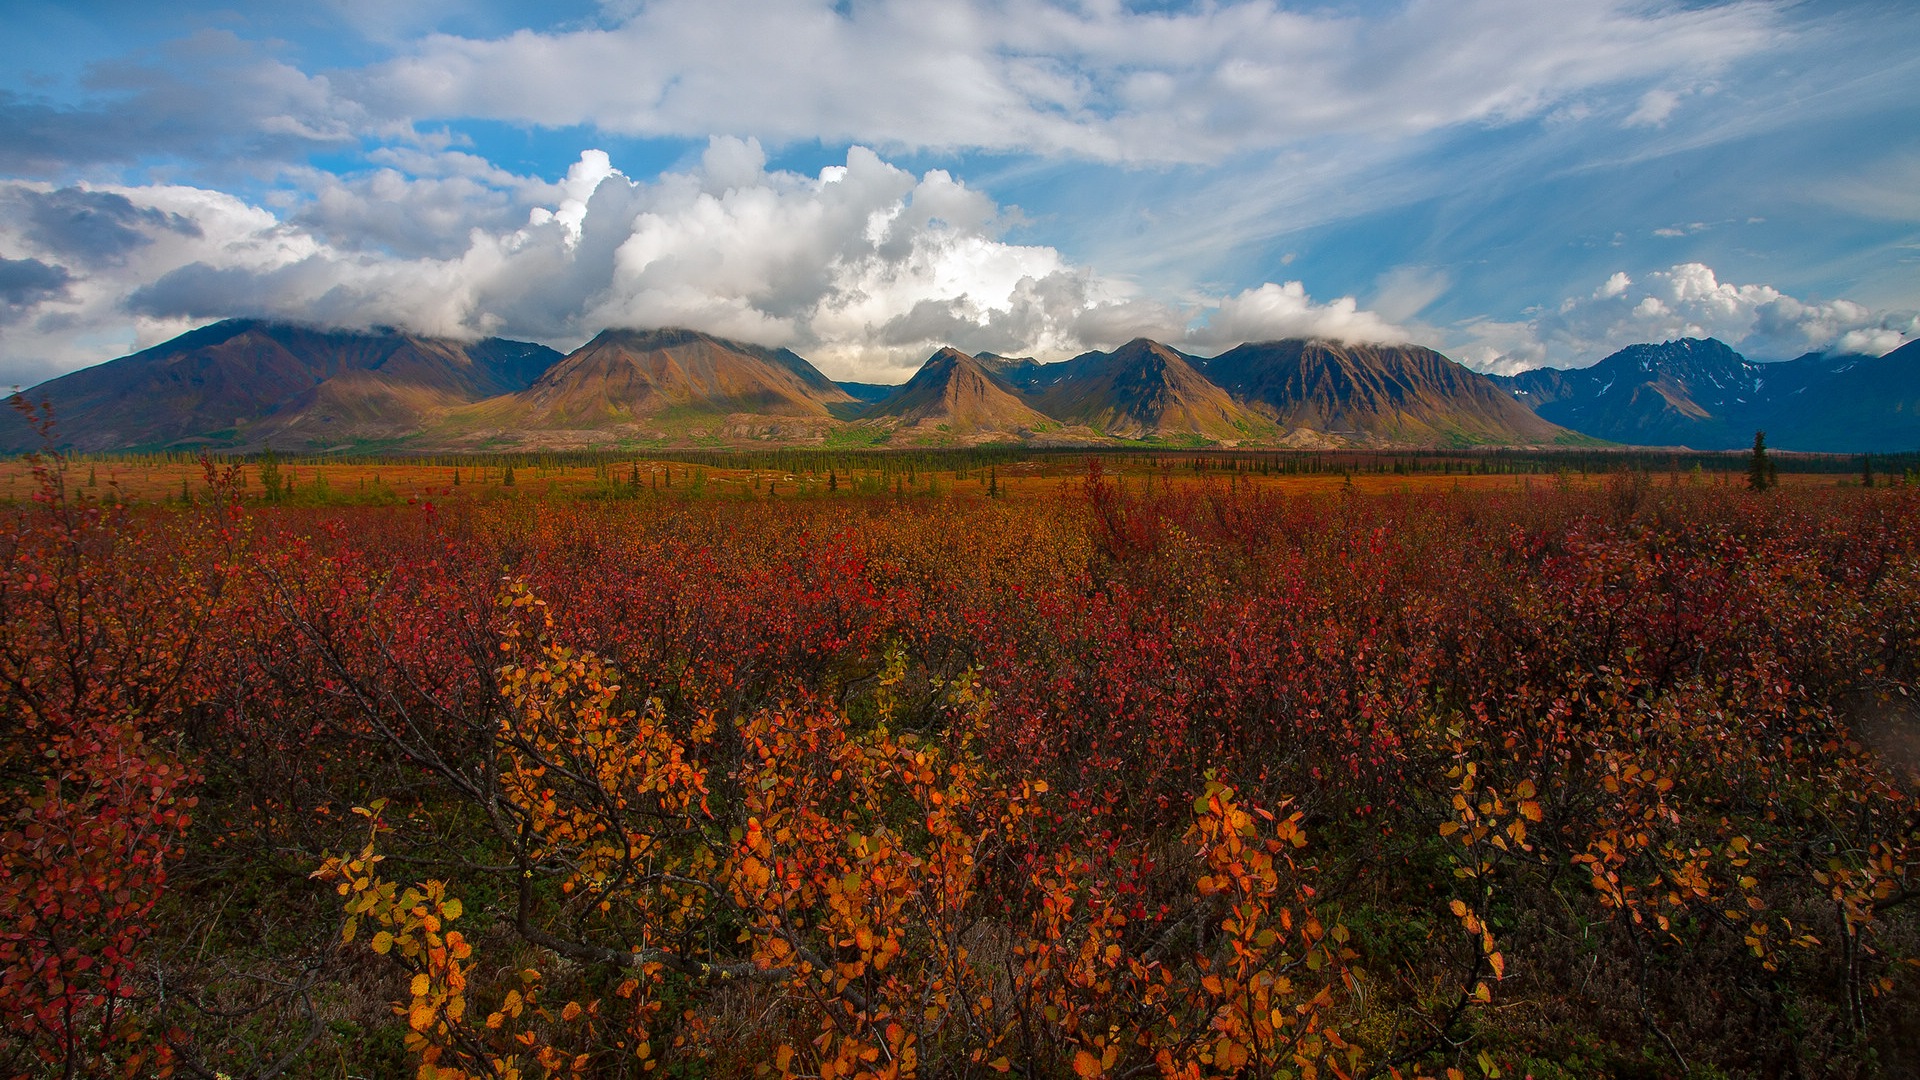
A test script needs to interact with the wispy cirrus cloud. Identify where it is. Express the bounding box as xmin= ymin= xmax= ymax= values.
xmin=0 ymin=0 xmax=1788 ymax=176
xmin=354 ymin=0 xmax=1781 ymax=164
